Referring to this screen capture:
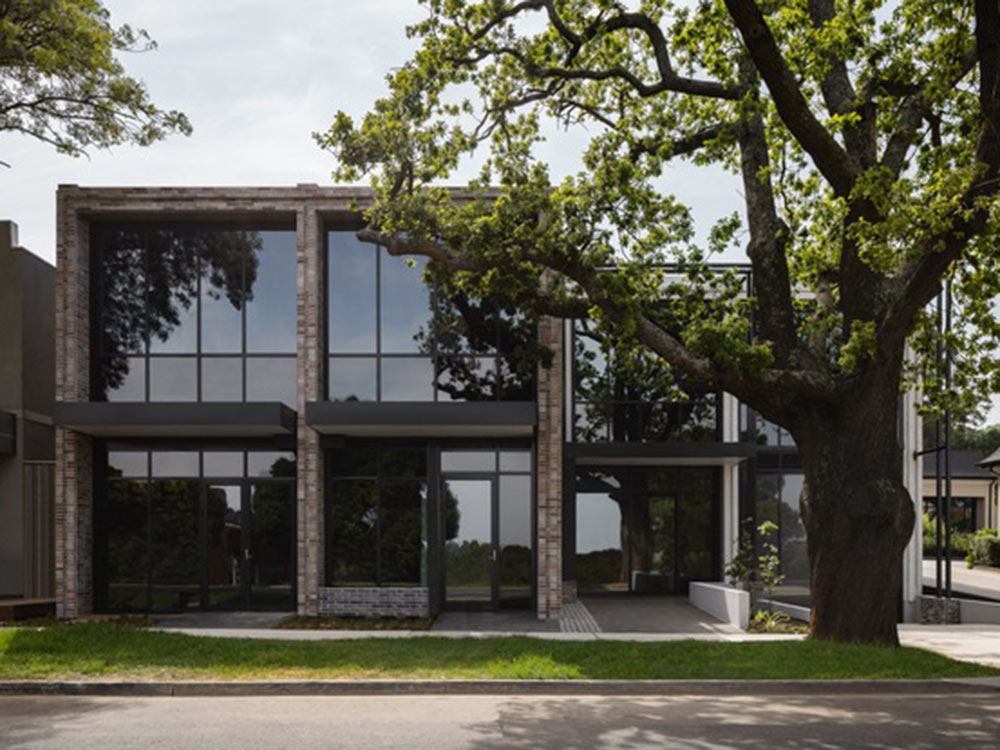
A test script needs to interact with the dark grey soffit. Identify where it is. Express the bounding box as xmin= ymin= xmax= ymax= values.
xmin=569 ymin=440 xmax=755 ymax=466
xmin=0 ymin=410 xmax=14 ymax=453
xmin=53 ymin=402 xmax=296 ymax=438
xmin=306 ymin=401 xmax=537 ymax=437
